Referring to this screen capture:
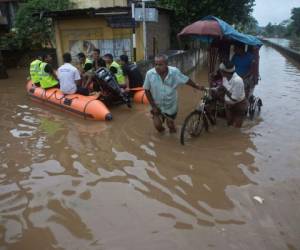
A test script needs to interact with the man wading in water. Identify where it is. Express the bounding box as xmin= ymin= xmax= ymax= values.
xmin=143 ymin=54 xmax=203 ymax=133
